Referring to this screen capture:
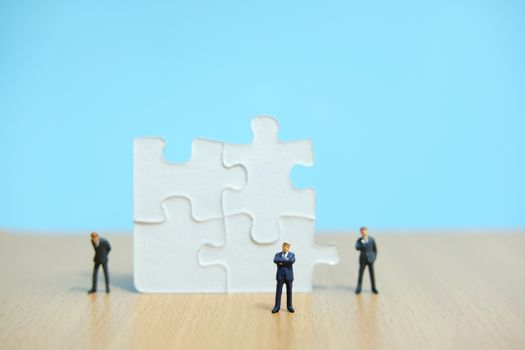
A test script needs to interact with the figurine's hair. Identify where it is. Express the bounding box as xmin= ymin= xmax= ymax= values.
xmin=282 ymin=242 xmax=290 ymax=247
xmin=360 ymin=226 xmax=367 ymax=232
xmin=90 ymin=232 xmax=99 ymax=238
